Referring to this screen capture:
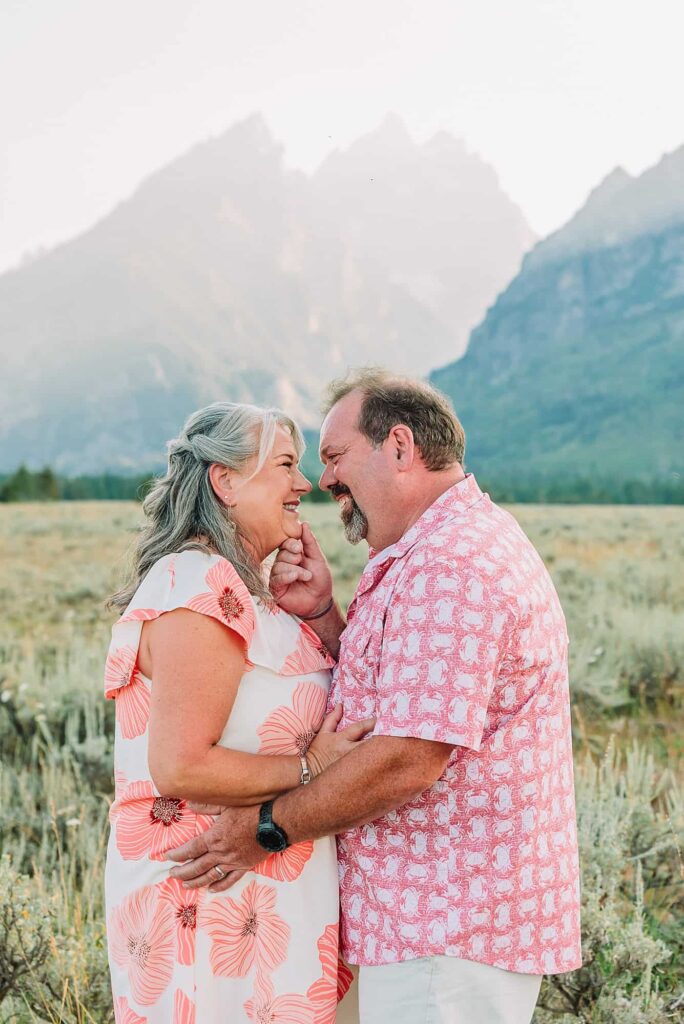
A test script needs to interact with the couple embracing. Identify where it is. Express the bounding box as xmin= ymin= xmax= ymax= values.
xmin=104 ymin=368 xmax=581 ymax=1024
